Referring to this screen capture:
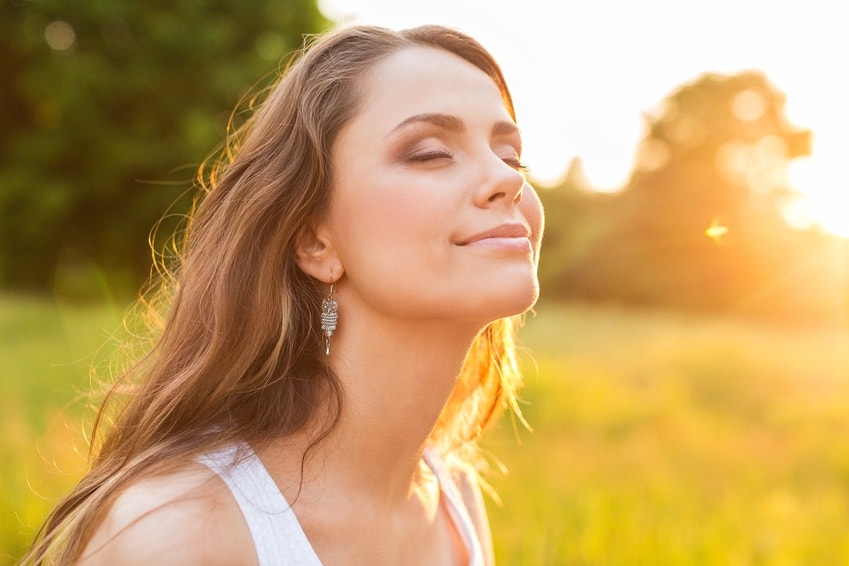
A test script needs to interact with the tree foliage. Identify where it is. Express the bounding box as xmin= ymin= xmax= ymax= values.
xmin=537 ymin=71 xmax=836 ymax=320
xmin=0 ymin=0 xmax=329 ymax=292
